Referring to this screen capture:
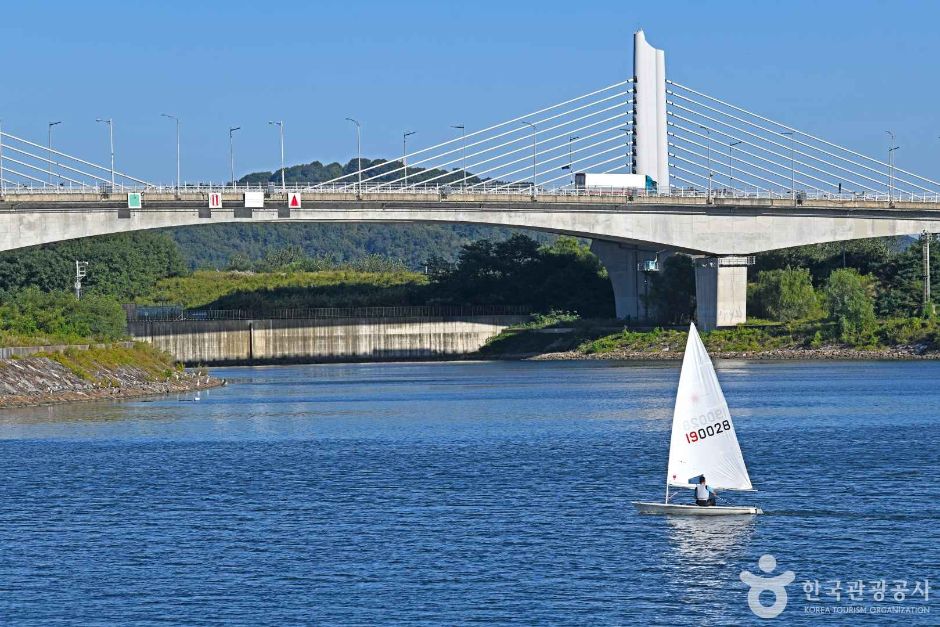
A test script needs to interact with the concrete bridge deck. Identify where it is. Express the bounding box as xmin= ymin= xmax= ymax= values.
xmin=3 ymin=191 xmax=940 ymax=256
